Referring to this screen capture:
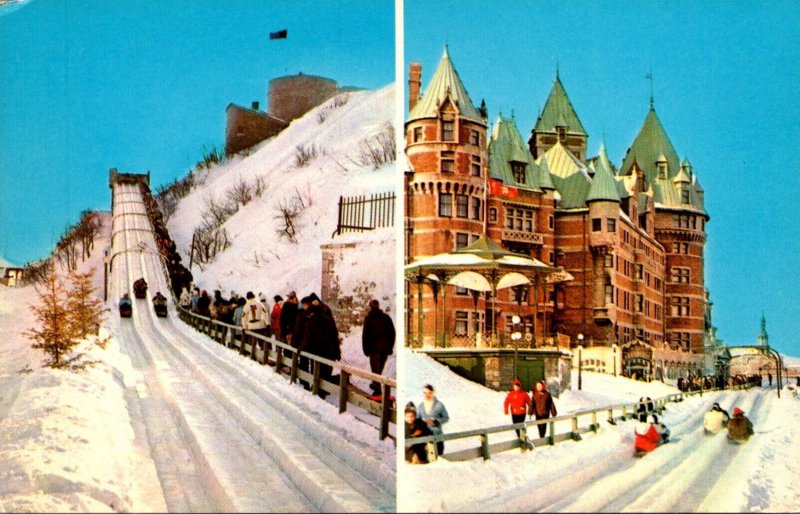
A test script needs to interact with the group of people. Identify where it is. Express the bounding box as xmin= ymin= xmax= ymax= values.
xmin=503 ymin=379 xmax=558 ymax=440
xmin=404 ymin=384 xmax=449 ymax=464
xmin=703 ymin=402 xmax=754 ymax=443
